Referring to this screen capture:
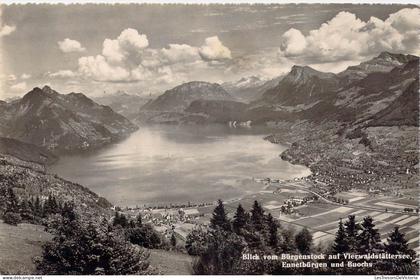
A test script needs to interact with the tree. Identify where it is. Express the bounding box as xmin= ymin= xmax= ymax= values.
xmin=193 ymin=229 xmax=245 ymax=275
xmin=281 ymin=228 xmax=297 ymax=253
xmin=250 ymin=201 xmax=265 ymax=232
xmin=343 ymin=215 xmax=360 ymax=252
xmin=3 ymin=212 xmax=22 ymax=226
xmin=185 ymin=227 xmax=208 ymax=256
xmin=332 ymin=218 xmax=349 ymax=254
xmin=383 ymin=227 xmax=417 ymax=274
xmin=358 ymin=216 xmax=381 ymax=254
xmin=295 ymin=228 xmax=313 ymax=254
xmin=210 ymin=199 xmax=231 ymax=231
xmin=113 ymin=211 xmax=129 ymax=228
xmin=232 ymin=204 xmax=248 ymax=234
xmin=170 ymin=232 xmax=177 ymax=247
xmin=125 ymin=223 xmax=161 ymax=249
xmin=266 ymin=213 xmax=279 ymax=249
xmin=19 ymin=198 xmax=34 ymax=222
xmin=36 ymin=210 xmax=150 ymax=275
xmin=4 ymin=188 xmax=19 ymax=213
